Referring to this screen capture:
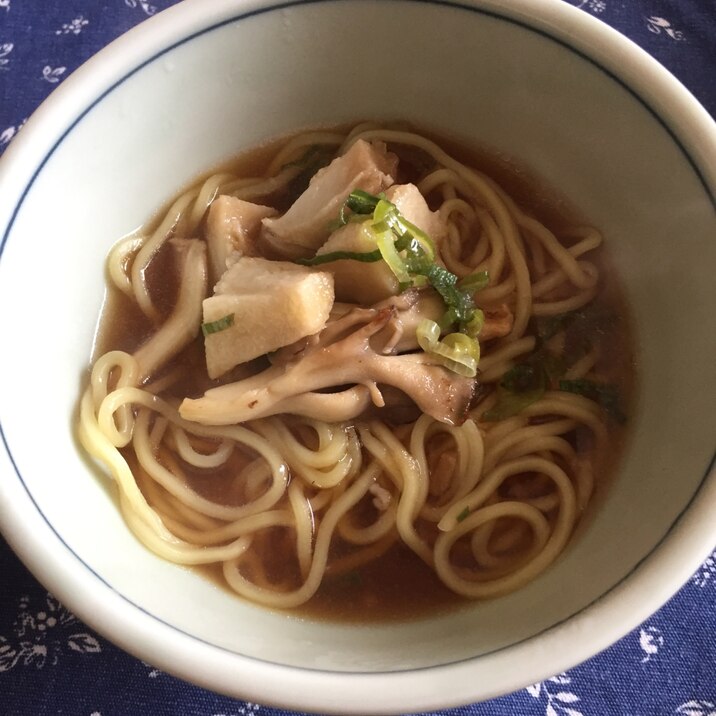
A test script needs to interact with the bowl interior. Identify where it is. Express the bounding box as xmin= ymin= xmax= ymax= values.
xmin=1 ymin=0 xmax=715 ymax=681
